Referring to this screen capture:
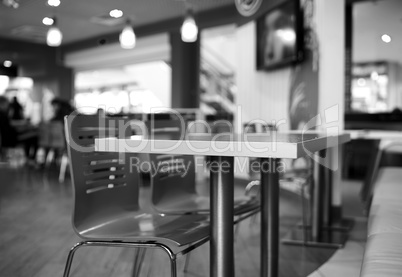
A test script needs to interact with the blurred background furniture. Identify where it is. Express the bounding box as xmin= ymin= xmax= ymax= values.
xmin=360 ymin=166 xmax=402 ymax=277
xmin=360 ymin=139 xmax=402 ymax=214
xmin=38 ymin=121 xmax=69 ymax=182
